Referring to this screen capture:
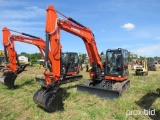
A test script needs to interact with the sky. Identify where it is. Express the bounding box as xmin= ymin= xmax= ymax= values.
xmin=0 ymin=0 xmax=160 ymax=57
